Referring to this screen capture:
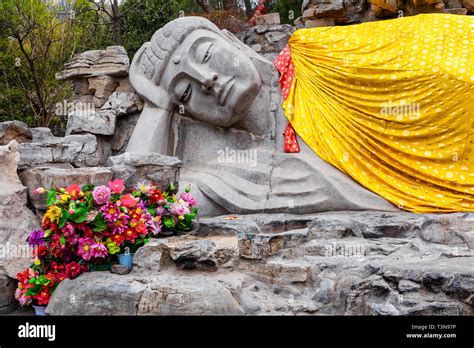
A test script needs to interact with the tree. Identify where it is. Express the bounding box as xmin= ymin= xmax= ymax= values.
xmin=196 ymin=0 xmax=214 ymax=12
xmin=88 ymin=0 xmax=122 ymax=45
xmin=0 ymin=0 xmax=104 ymax=127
